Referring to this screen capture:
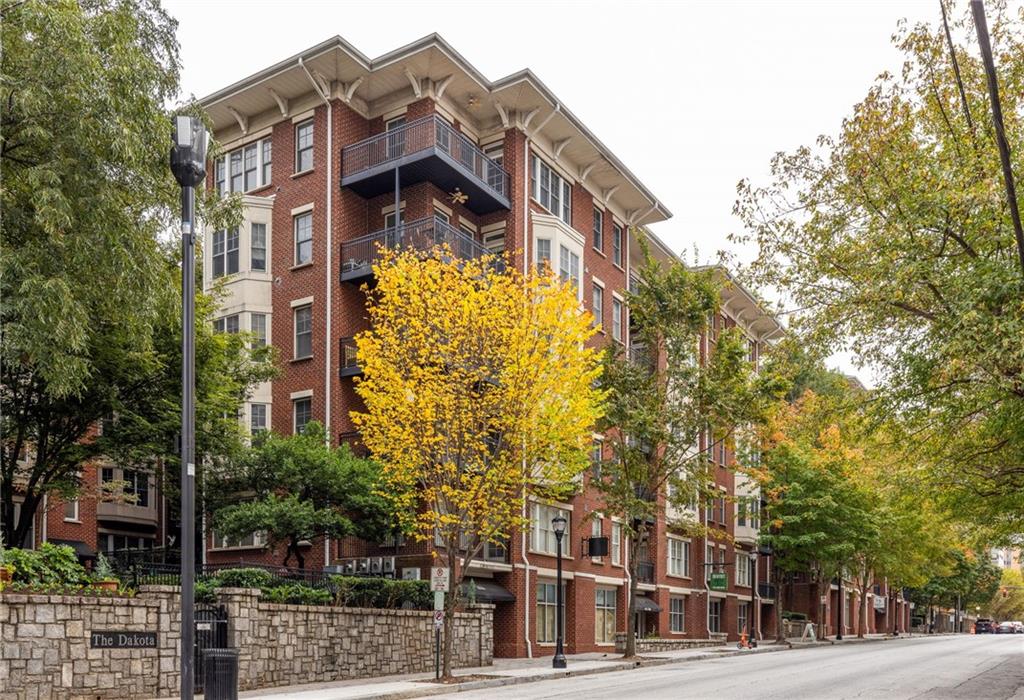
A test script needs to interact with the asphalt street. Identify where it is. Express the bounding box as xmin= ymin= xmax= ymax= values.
xmin=432 ymin=635 xmax=1024 ymax=700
